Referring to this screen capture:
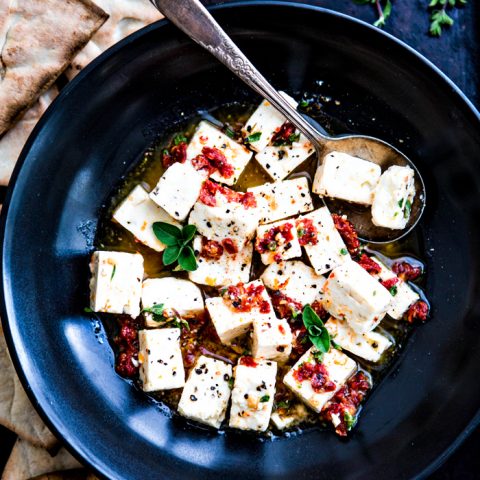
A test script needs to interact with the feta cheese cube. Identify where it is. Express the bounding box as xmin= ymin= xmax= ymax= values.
xmin=261 ymin=260 xmax=325 ymax=306
xmin=252 ymin=318 xmax=293 ymax=363
xmin=149 ymin=162 xmax=206 ymax=221
xmin=371 ymin=165 xmax=416 ymax=229
xmin=313 ymin=151 xmax=381 ymax=205
xmin=141 ymin=277 xmax=204 ymax=328
xmin=283 ymin=348 xmax=357 ymax=413
xmin=325 ymin=317 xmax=392 ymax=363
xmin=242 ymin=91 xmax=297 ymax=152
xmin=89 ymin=251 xmax=143 ymax=317
xmin=112 ymin=185 xmax=181 ymax=252
xmin=297 ymin=207 xmax=351 ymax=275
xmin=178 ymin=355 xmax=233 ymax=428
xmin=271 ymin=403 xmax=309 ymax=430
xmin=186 ymin=121 xmax=253 ymax=185
xmin=205 ymin=280 xmax=275 ymax=344
xmin=138 ymin=328 xmax=185 ymax=392
xmin=248 ymin=177 xmax=314 ymax=224
xmin=322 ymin=260 xmax=392 ymax=333
xmin=256 ymin=220 xmax=302 ymax=265
xmin=255 ymin=135 xmax=314 ymax=181
xmin=369 ymin=256 xmax=420 ymax=320
xmin=189 ymin=190 xmax=262 ymax=246
xmin=188 ymin=236 xmax=252 ymax=287
xmin=229 ymin=358 xmax=277 ymax=431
